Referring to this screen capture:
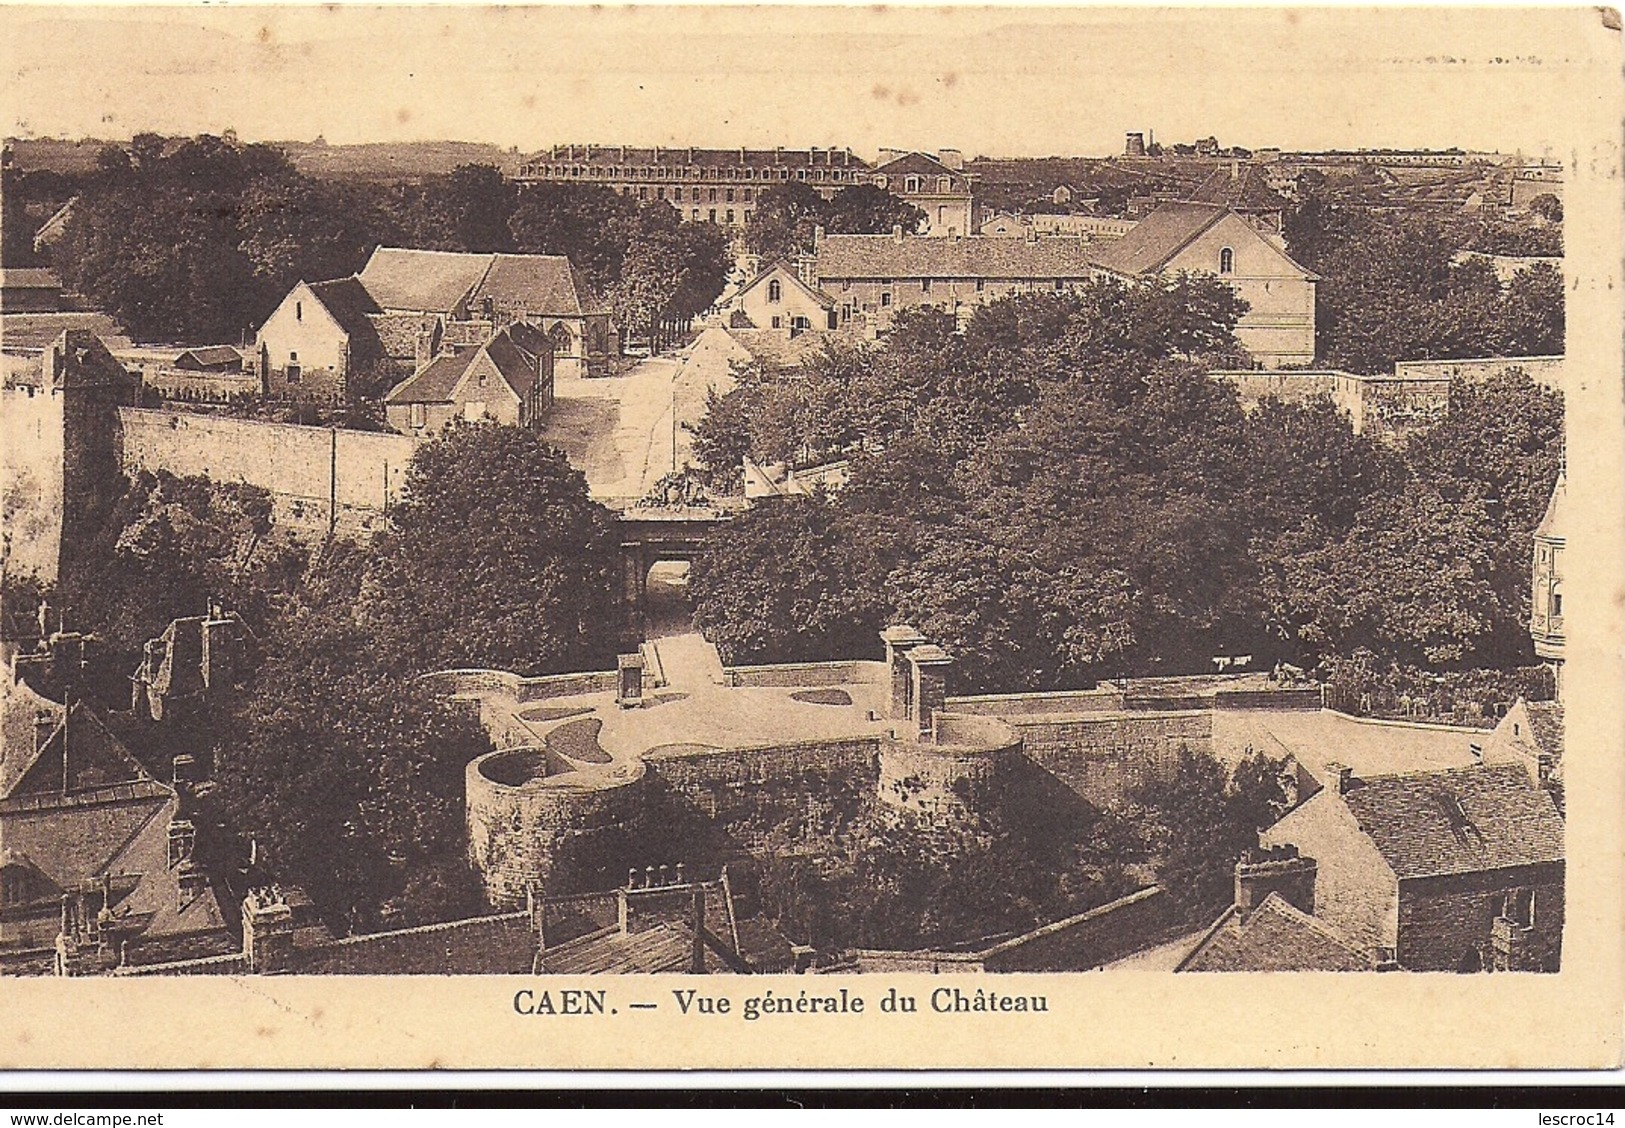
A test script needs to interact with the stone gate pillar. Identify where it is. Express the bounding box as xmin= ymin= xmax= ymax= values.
xmin=907 ymin=644 xmax=954 ymax=740
xmin=880 ymin=624 xmax=927 ymax=722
